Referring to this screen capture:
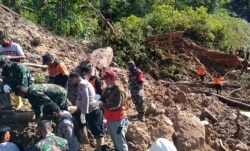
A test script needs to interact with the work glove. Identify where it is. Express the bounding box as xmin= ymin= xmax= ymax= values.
xmin=90 ymin=100 xmax=102 ymax=108
xmin=94 ymin=94 xmax=101 ymax=101
xmin=80 ymin=113 xmax=86 ymax=124
xmin=3 ymin=85 xmax=11 ymax=93
xmin=139 ymin=89 xmax=144 ymax=96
